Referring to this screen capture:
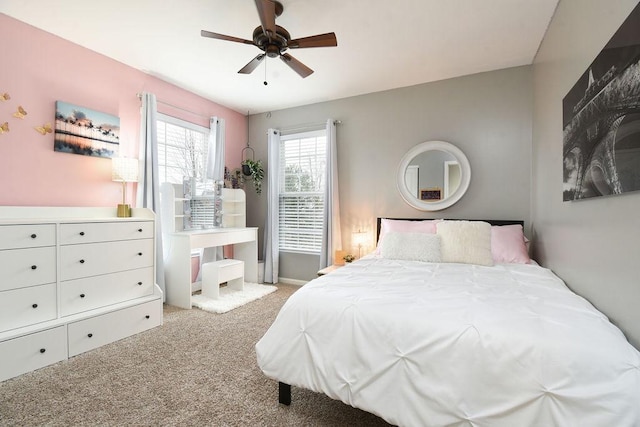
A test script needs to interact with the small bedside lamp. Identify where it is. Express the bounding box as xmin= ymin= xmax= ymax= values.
xmin=352 ymin=230 xmax=367 ymax=259
xmin=112 ymin=157 xmax=139 ymax=217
